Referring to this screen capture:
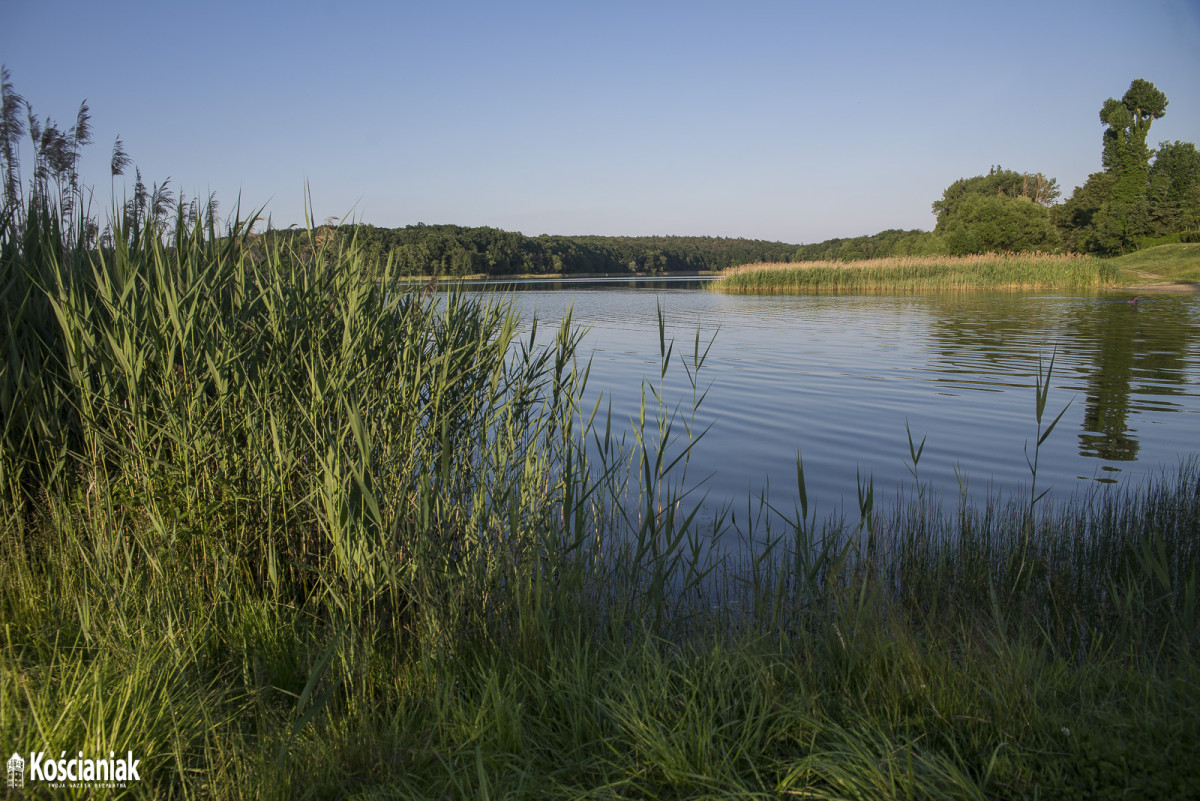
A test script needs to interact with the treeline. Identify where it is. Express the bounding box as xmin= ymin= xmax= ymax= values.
xmin=786 ymin=228 xmax=943 ymax=261
xmin=261 ymin=222 xmax=956 ymax=278
xmin=260 ymin=223 xmax=802 ymax=277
